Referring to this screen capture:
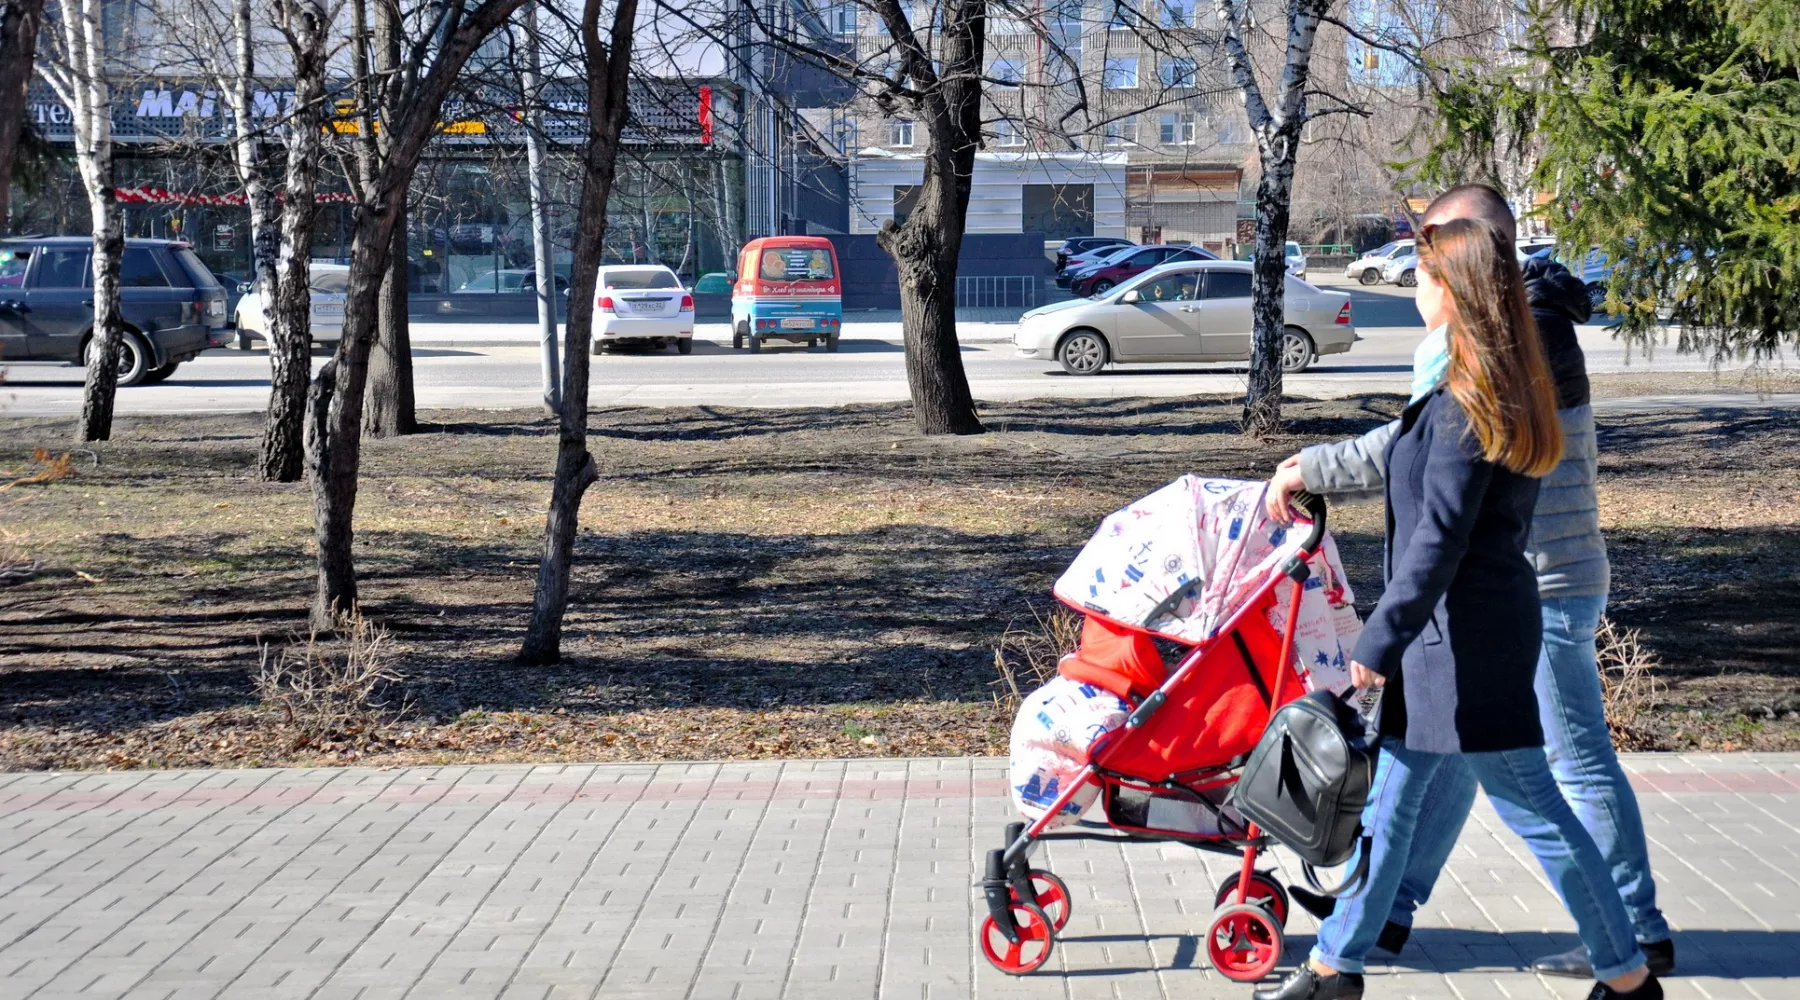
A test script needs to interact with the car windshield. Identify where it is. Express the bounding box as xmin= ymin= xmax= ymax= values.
xmin=172 ymin=248 xmax=216 ymax=287
xmin=312 ymin=271 xmax=349 ymax=293
xmin=756 ymin=247 xmax=834 ymax=281
xmin=604 ymin=269 xmax=680 ymax=289
xmin=1286 ymin=242 xmax=1302 ymax=256
xmin=1367 ymin=242 xmax=1398 ymax=257
xmin=1090 ymin=246 xmax=1137 ymax=265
